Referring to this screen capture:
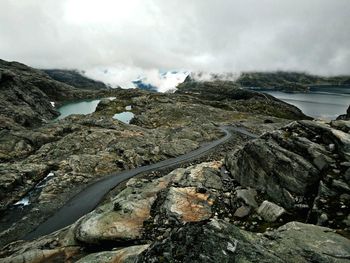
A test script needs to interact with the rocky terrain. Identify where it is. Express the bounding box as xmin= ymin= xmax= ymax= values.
xmin=1 ymin=59 xmax=349 ymax=262
xmin=1 ymin=147 xmax=350 ymax=262
xmin=226 ymin=120 xmax=350 ymax=233
xmin=176 ymin=80 xmax=310 ymax=120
